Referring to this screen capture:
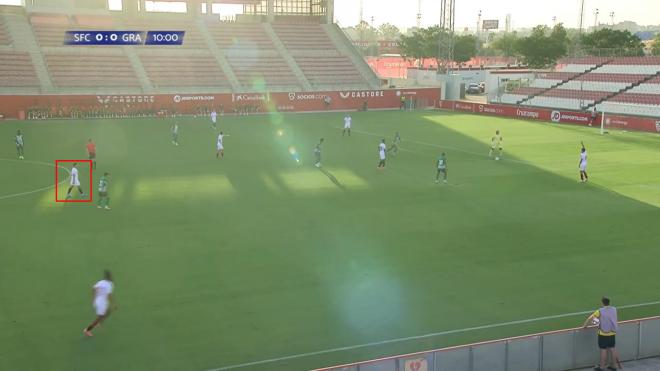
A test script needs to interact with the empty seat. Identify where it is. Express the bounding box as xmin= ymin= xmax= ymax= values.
xmin=596 ymin=65 xmax=660 ymax=75
xmin=558 ymin=81 xmax=630 ymax=93
xmin=597 ymin=101 xmax=660 ymax=117
xmin=30 ymin=13 xmax=70 ymax=47
xmin=295 ymin=56 xmax=367 ymax=87
xmin=44 ymin=53 xmax=139 ymax=88
xmin=139 ymin=53 xmax=229 ymax=88
xmin=609 ymin=93 xmax=660 ymax=105
xmin=0 ymin=16 xmax=11 ymax=45
xmin=226 ymin=54 xmax=298 ymax=89
xmin=272 ymin=23 xmax=336 ymax=52
xmin=527 ymin=96 xmax=589 ymax=110
xmin=629 ymin=83 xmax=660 ymax=95
xmin=0 ymin=52 xmax=40 ymax=87
xmin=207 ymin=22 xmax=275 ymax=52
xmin=499 ymin=94 xmax=527 ymax=104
